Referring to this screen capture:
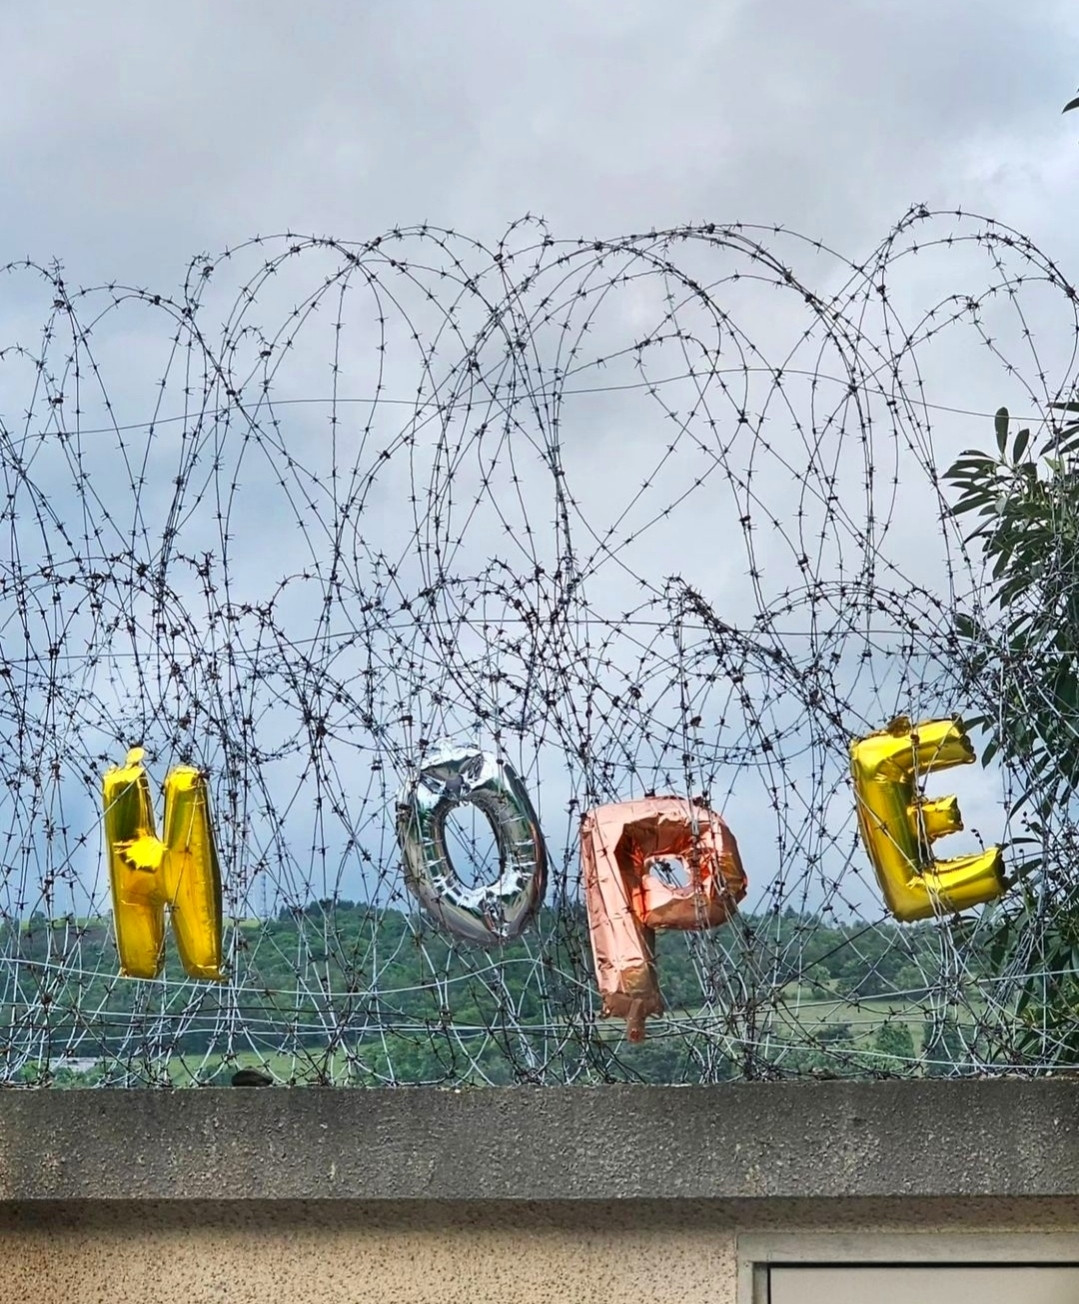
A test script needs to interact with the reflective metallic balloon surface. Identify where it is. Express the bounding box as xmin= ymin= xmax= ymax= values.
xmin=396 ymin=742 xmax=548 ymax=945
xmin=850 ymin=717 xmax=1004 ymax=923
